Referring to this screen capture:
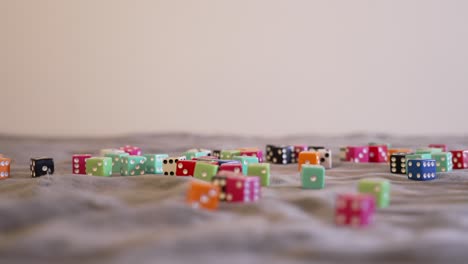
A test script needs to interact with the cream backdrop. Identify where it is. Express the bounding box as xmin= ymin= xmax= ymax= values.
xmin=2 ymin=0 xmax=468 ymax=137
